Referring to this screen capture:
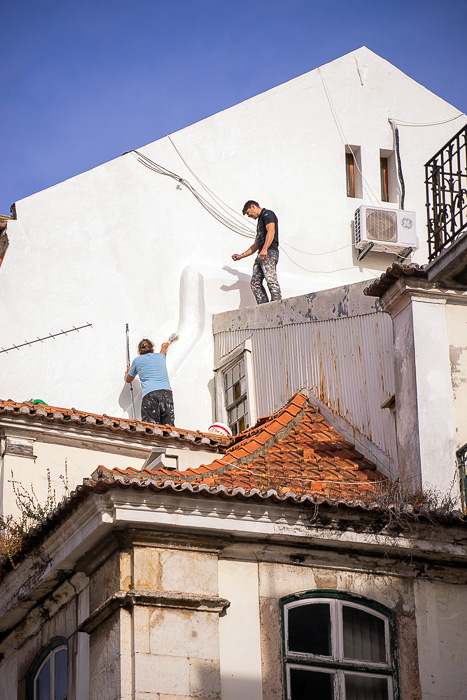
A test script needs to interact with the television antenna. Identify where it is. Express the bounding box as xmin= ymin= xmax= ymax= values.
xmin=0 ymin=323 xmax=93 ymax=354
